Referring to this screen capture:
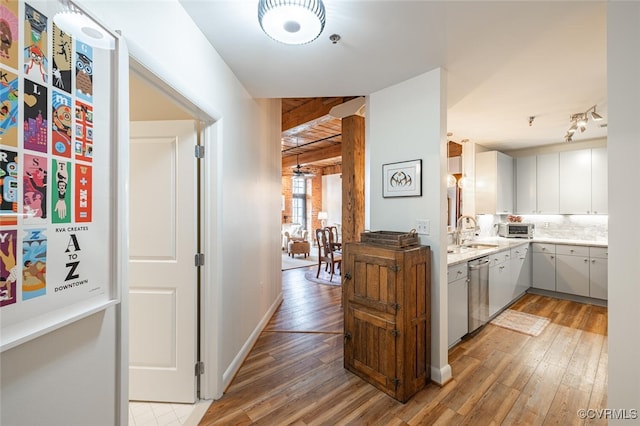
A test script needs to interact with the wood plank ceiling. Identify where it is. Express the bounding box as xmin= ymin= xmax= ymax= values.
xmin=281 ymin=98 xmax=461 ymax=175
xmin=281 ymin=97 xmax=356 ymax=172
